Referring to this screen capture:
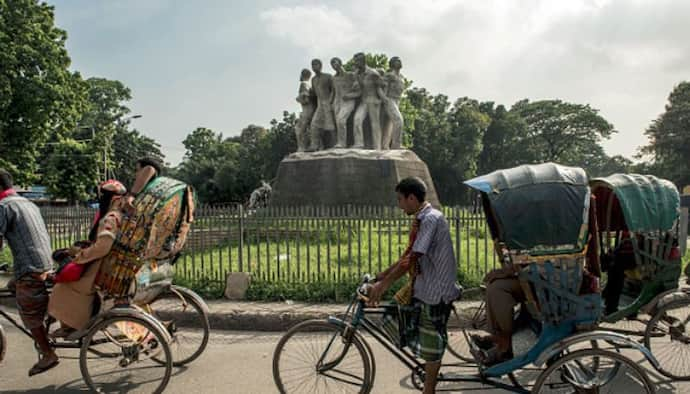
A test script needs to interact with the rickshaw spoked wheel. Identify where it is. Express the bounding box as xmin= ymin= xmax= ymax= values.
xmin=532 ymin=348 xmax=654 ymax=393
xmin=79 ymin=314 xmax=172 ymax=394
xmin=644 ymin=297 xmax=690 ymax=380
